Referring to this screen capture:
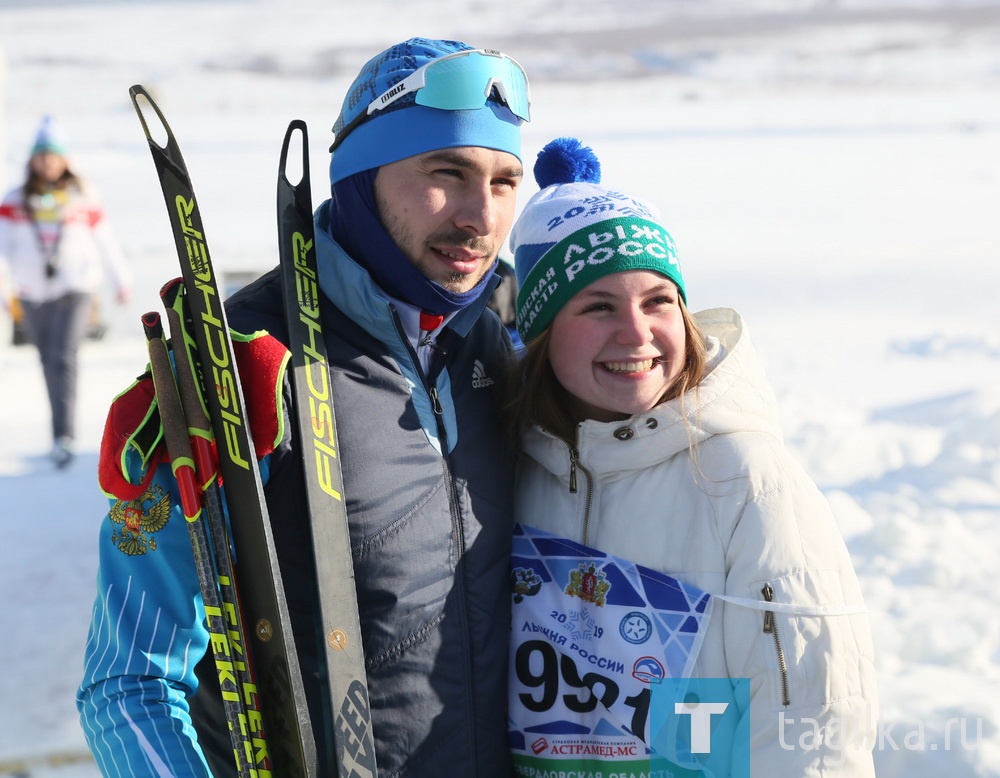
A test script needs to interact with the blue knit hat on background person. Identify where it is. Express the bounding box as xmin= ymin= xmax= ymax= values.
xmin=30 ymin=115 xmax=69 ymax=157
xmin=509 ymin=138 xmax=686 ymax=344
xmin=329 ymin=38 xmax=528 ymax=184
